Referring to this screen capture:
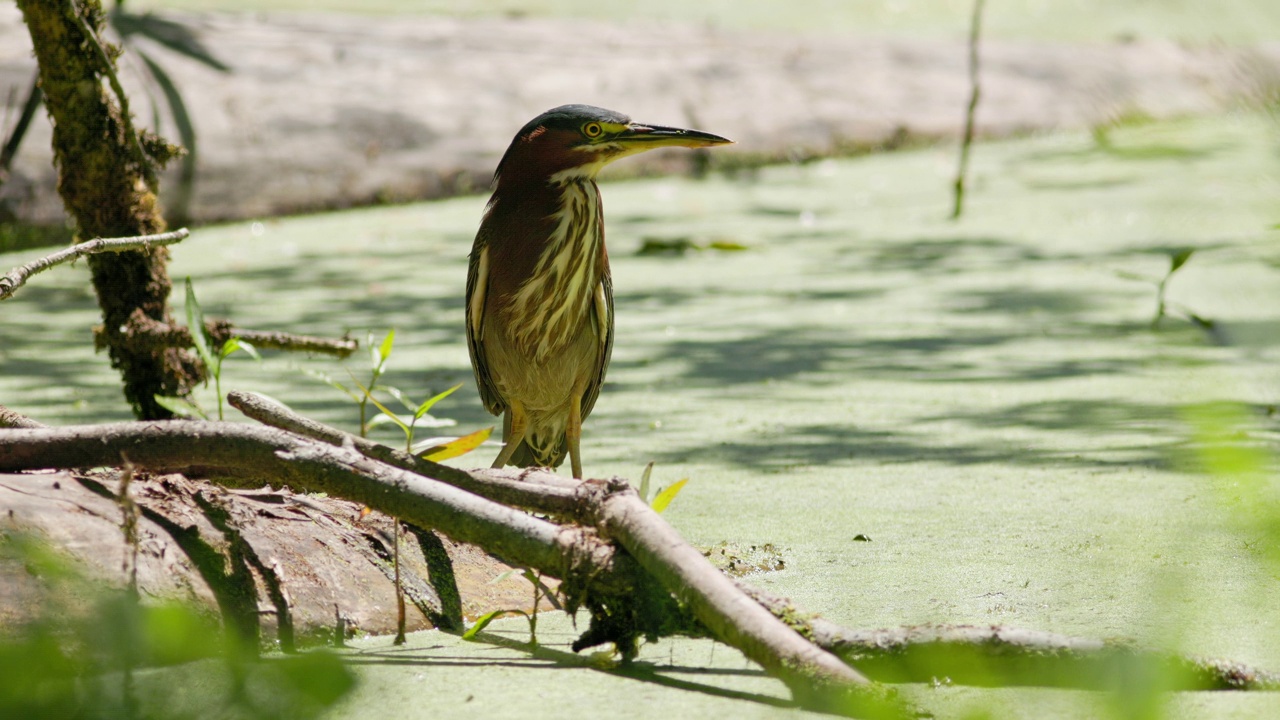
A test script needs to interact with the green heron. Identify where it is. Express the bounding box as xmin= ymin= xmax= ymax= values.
xmin=466 ymin=105 xmax=732 ymax=478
